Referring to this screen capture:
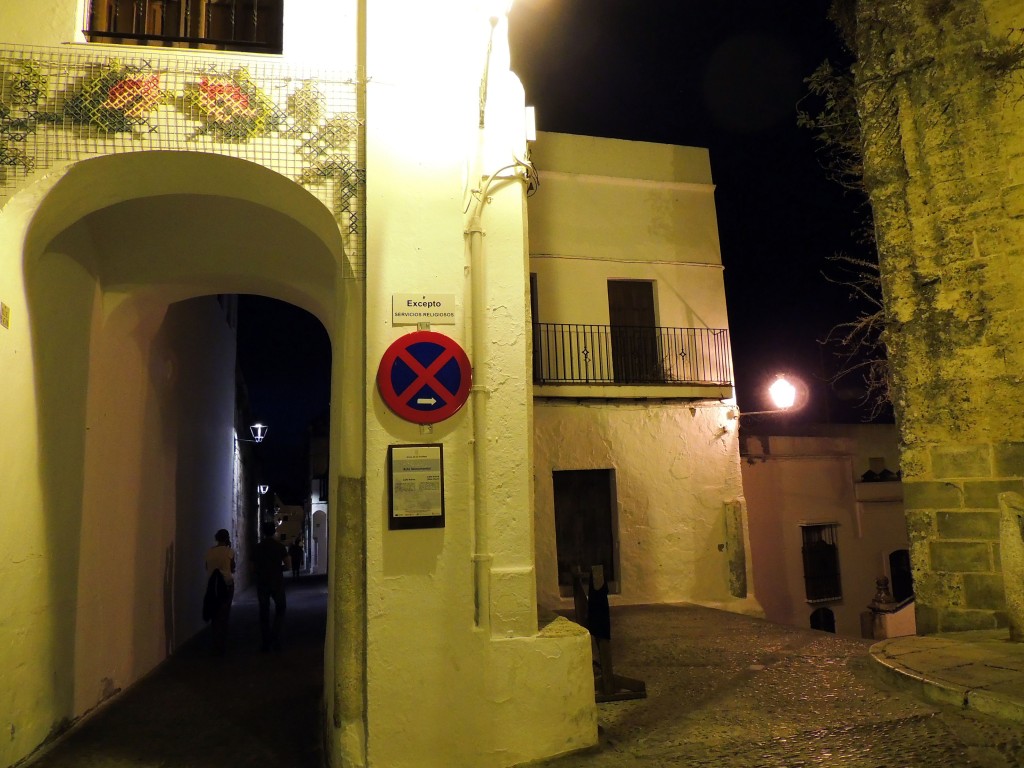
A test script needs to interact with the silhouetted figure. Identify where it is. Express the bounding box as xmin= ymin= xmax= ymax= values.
xmin=254 ymin=521 xmax=290 ymax=651
xmin=289 ymin=539 xmax=304 ymax=580
xmin=203 ymin=528 xmax=236 ymax=655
